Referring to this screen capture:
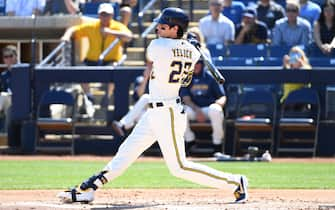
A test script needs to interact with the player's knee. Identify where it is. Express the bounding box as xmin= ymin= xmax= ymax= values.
xmin=168 ymin=160 xmax=191 ymax=179
xmin=208 ymin=103 xmax=224 ymax=117
xmin=169 ymin=166 xmax=185 ymax=178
